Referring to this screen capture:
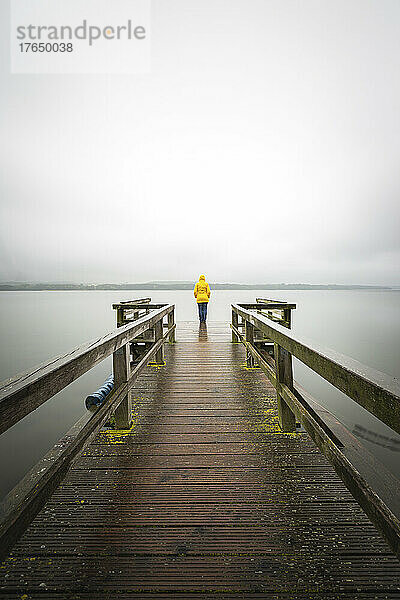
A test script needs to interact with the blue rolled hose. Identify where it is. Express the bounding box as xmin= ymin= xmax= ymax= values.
xmin=85 ymin=374 xmax=114 ymax=409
